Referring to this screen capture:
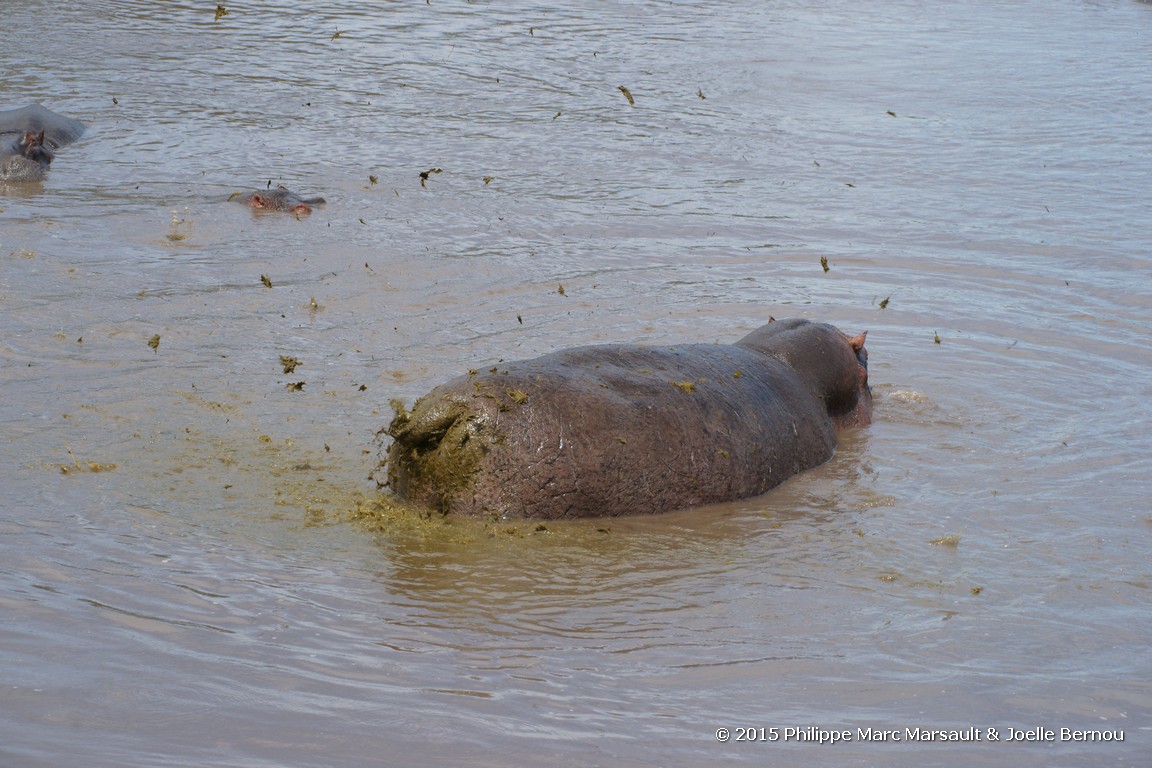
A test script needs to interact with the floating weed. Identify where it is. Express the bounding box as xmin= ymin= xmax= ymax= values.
xmin=260 ymin=274 xmax=273 ymax=288
xmin=930 ymin=534 xmax=961 ymax=547
xmin=214 ymin=4 xmax=228 ymax=21
xmin=617 ymin=85 xmax=635 ymax=106
xmin=56 ymin=447 xmax=117 ymax=475
xmin=879 ymin=296 xmax=890 ymax=309
xmin=820 ymin=256 xmax=829 ymax=272
xmin=147 ymin=334 xmax=160 ymax=353
xmin=419 ymin=168 xmax=443 ymax=188
xmin=671 ymin=380 xmax=696 ymax=393
xmin=280 ymin=355 xmax=300 ymax=374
